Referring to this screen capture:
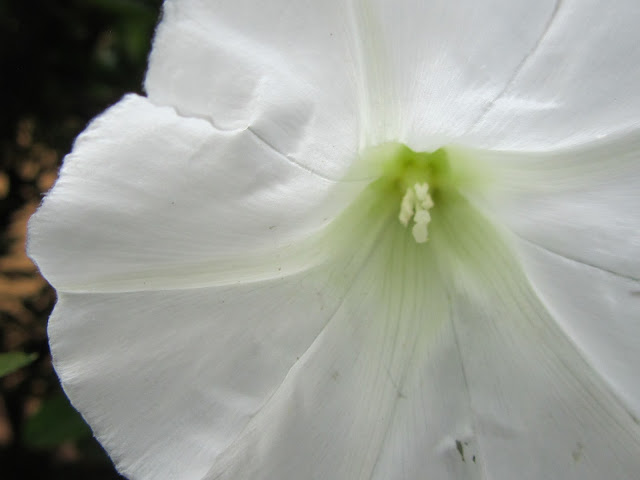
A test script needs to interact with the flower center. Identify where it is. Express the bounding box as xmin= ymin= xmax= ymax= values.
xmin=399 ymin=182 xmax=434 ymax=243
xmin=336 ymin=142 xmax=489 ymax=252
xmin=361 ymin=143 xmax=454 ymax=244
